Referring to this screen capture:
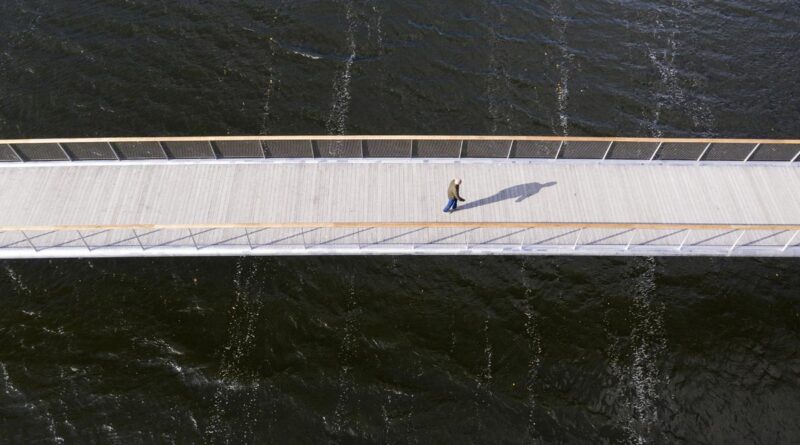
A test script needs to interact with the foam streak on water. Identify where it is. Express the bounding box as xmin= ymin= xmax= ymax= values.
xmin=381 ymin=393 xmax=392 ymax=440
xmin=520 ymin=259 xmax=542 ymax=442
xmin=4 ymin=263 xmax=31 ymax=295
xmin=483 ymin=319 xmax=493 ymax=386
xmin=259 ymin=2 xmax=288 ymax=135
xmin=628 ymin=257 xmax=667 ymax=443
xmin=644 ymin=0 xmax=714 ymax=136
xmin=331 ymin=272 xmax=360 ymax=439
xmin=549 ymin=1 xmax=571 ymax=135
xmin=0 ymin=362 xmax=64 ymax=444
xmin=483 ymin=1 xmax=513 ymax=134
xmin=0 ymin=361 xmax=23 ymax=401
xmin=260 ymin=42 xmax=277 ymax=136
xmin=609 ymin=256 xmax=668 ymax=444
xmin=325 ymin=0 xmax=357 ymax=136
xmin=204 ymin=260 xmax=265 ymax=443
xmin=364 ymin=1 xmax=384 ymax=54
xmin=470 ymin=317 xmax=494 ymax=435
